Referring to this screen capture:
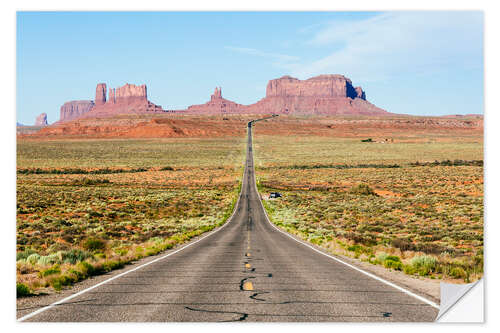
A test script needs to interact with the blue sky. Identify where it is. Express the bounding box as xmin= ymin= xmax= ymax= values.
xmin=16 ymin=11 xmax=483 ymax=125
